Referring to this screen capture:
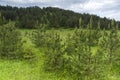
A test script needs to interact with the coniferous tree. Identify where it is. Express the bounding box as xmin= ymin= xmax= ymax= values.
xmin=44 ymin=32 xmax=64 ymax=71
xmin=79 ymin=17 xmax=82 ymax=28
xmin=98 ymin=20 xmax=120 ymax=77
xmin=0 ymin=13 xmax=5 ymax=25
xmin=0 ymin=21 xmax=23 ymax=58
xmin=64 ymin=17 xmax=99 ymax=80
xmin=32 ymin=24 xmax=47 ymax=48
